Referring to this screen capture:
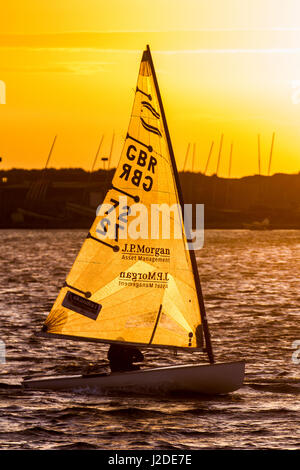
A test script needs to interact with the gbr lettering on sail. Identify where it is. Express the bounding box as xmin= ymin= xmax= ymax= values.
xmin=119 ymin=144 xmax=157 ymax=192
